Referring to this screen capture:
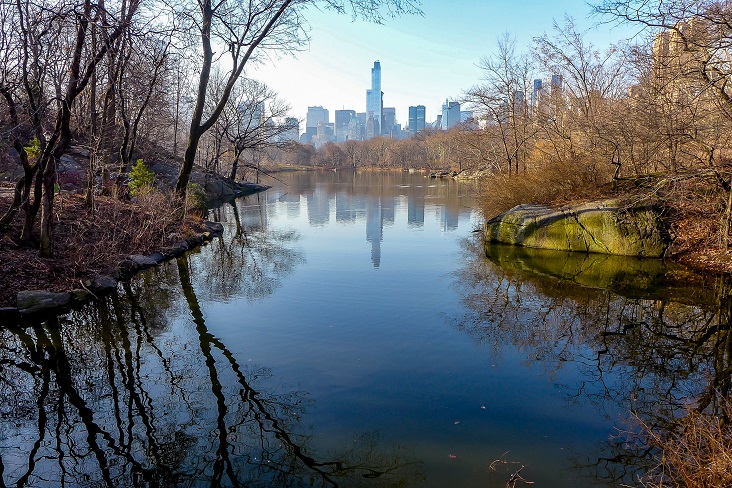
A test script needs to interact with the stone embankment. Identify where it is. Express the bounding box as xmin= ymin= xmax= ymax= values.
xmin=484 ymin=199 xmax=668 ymax=258
xmin=0 ymin=220 xmax=225 ymax=321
